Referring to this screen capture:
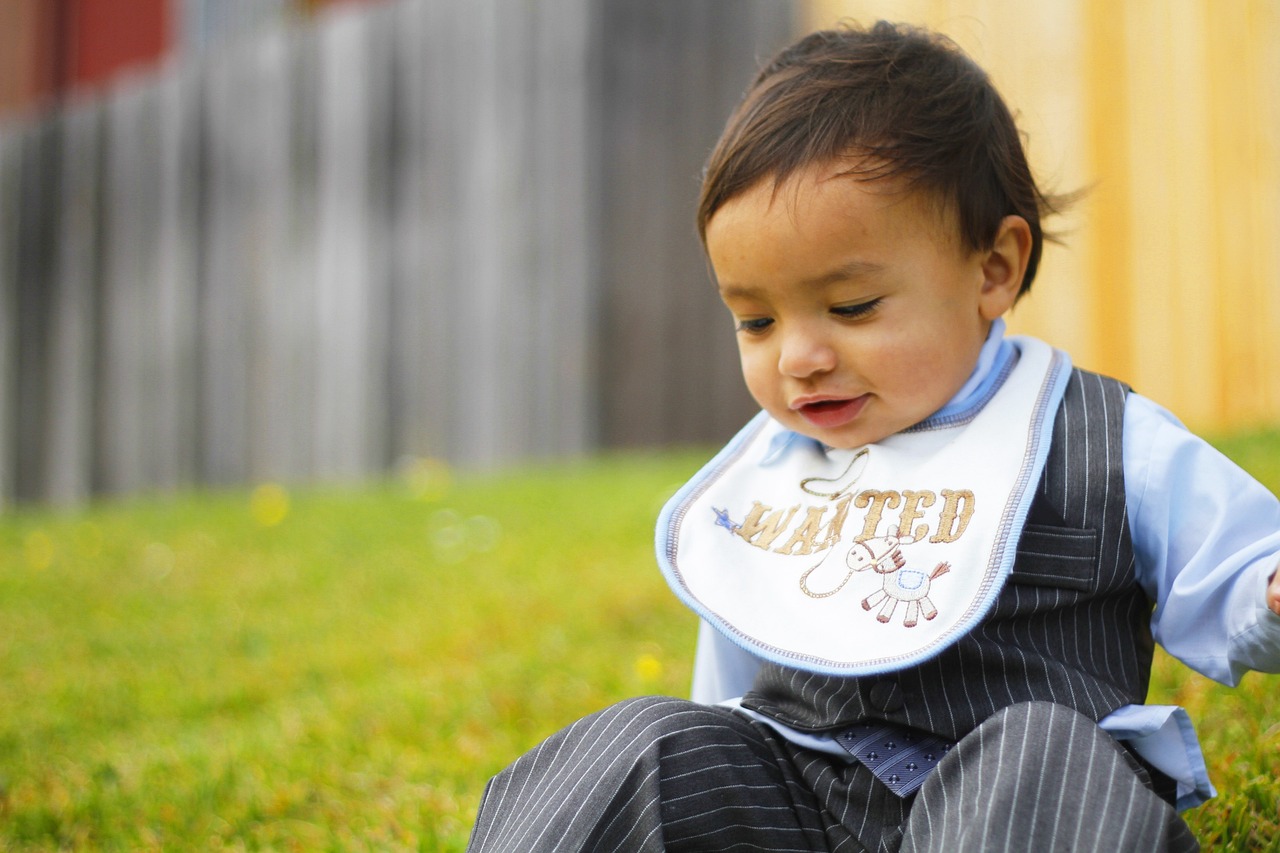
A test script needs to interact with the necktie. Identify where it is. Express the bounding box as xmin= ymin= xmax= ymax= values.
xmin=836 ymin=721 xmax=953 ymax=797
